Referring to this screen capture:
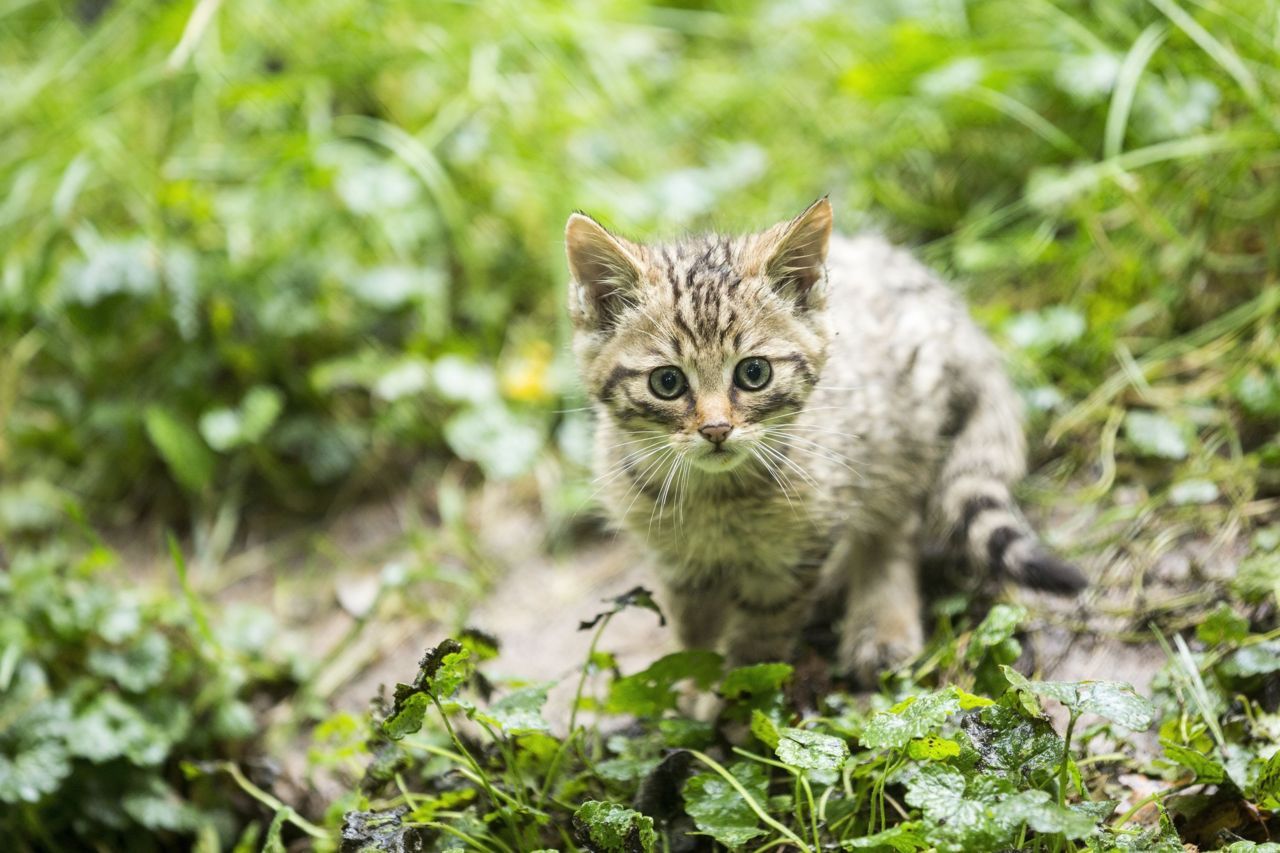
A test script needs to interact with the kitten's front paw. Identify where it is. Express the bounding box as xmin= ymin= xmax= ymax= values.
xmin=838 ymin=628 xmax=923 ymax=690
